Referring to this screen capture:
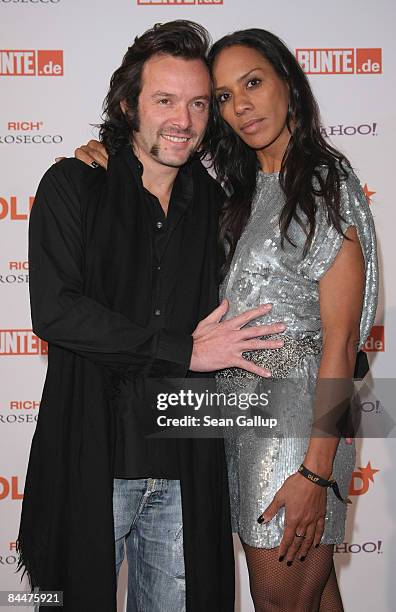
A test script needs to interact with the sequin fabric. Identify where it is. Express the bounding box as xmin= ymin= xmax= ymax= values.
xmin=217 ymin=333 xmax=321 ymax=383
xmin=216 ymin=167 xmax=378 ymax=548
